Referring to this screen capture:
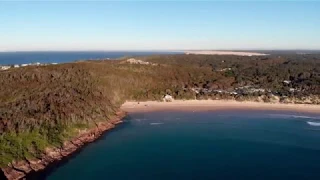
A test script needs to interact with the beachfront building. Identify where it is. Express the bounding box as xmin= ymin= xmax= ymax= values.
xmin=191 ymin=88 xmax=200 ymax=94
xmin=163 ymin=94 xmax=174 ymax=102
xmin=230 ymin=91 xmax=238 ymax=95
xmin=236 ymin=86 xmax=266 ymax=94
